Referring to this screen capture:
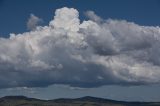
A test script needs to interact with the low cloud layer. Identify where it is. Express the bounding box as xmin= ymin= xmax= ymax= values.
xmin=0 ymin=7 xmax=160 ymax=88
